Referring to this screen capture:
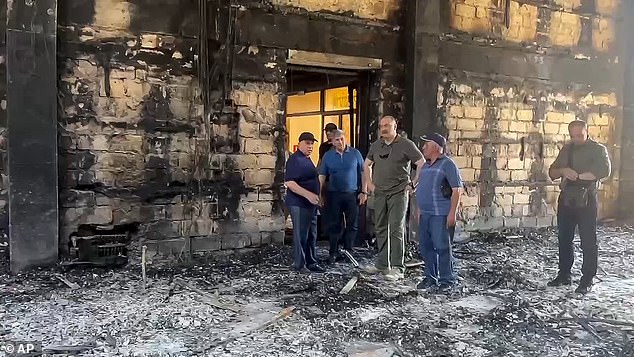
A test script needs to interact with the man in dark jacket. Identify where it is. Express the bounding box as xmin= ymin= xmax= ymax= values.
xmin=547 ymin=120 xmax=611 ymax=294
xmin=285 ymin=132 xmax=326 ymax=273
